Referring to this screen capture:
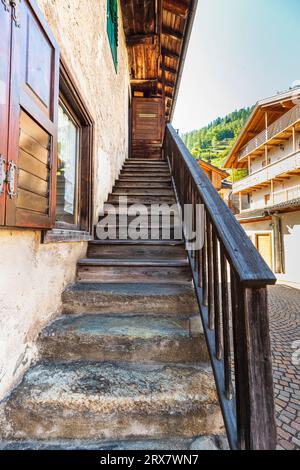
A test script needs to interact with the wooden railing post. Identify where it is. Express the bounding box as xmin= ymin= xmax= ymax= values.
xmin=243 ymin=285 xmax=277 ymax=449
